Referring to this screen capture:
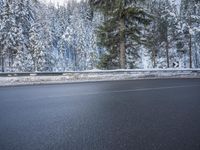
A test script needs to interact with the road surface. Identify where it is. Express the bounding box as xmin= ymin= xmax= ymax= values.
xmin=0 ymin=79 xmax=200 ymax=150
